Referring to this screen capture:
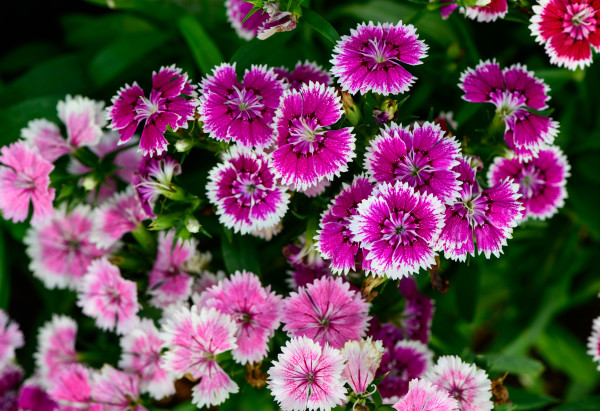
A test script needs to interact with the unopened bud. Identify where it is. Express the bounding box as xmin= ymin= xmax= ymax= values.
xmin=341 ymin=91 xmax=361 ymax=126
xmin=175 ymin=139 xmax=193 ymax=152
xmin=82 ymin=175 xmax=98 ymax=191
xmin=373 ymin=98 xmax=398 ymax=125
xmin=185 ymin=216 xmax=200 ymax=233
